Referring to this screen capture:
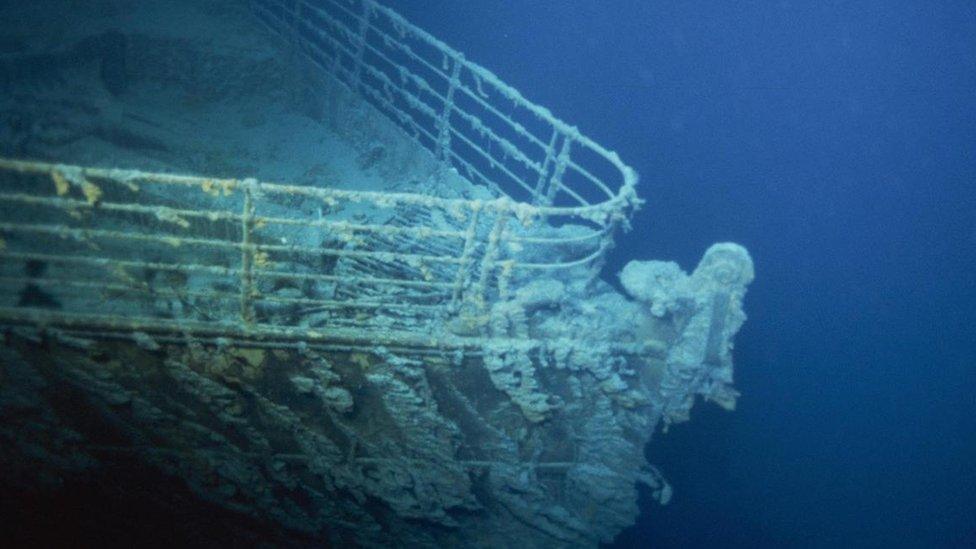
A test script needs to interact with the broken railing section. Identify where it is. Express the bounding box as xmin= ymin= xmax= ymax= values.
xmin=250 ymin=0 xmax=640 ymax=216
xmin=0 ymin=158 xmax=631 ymax=352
